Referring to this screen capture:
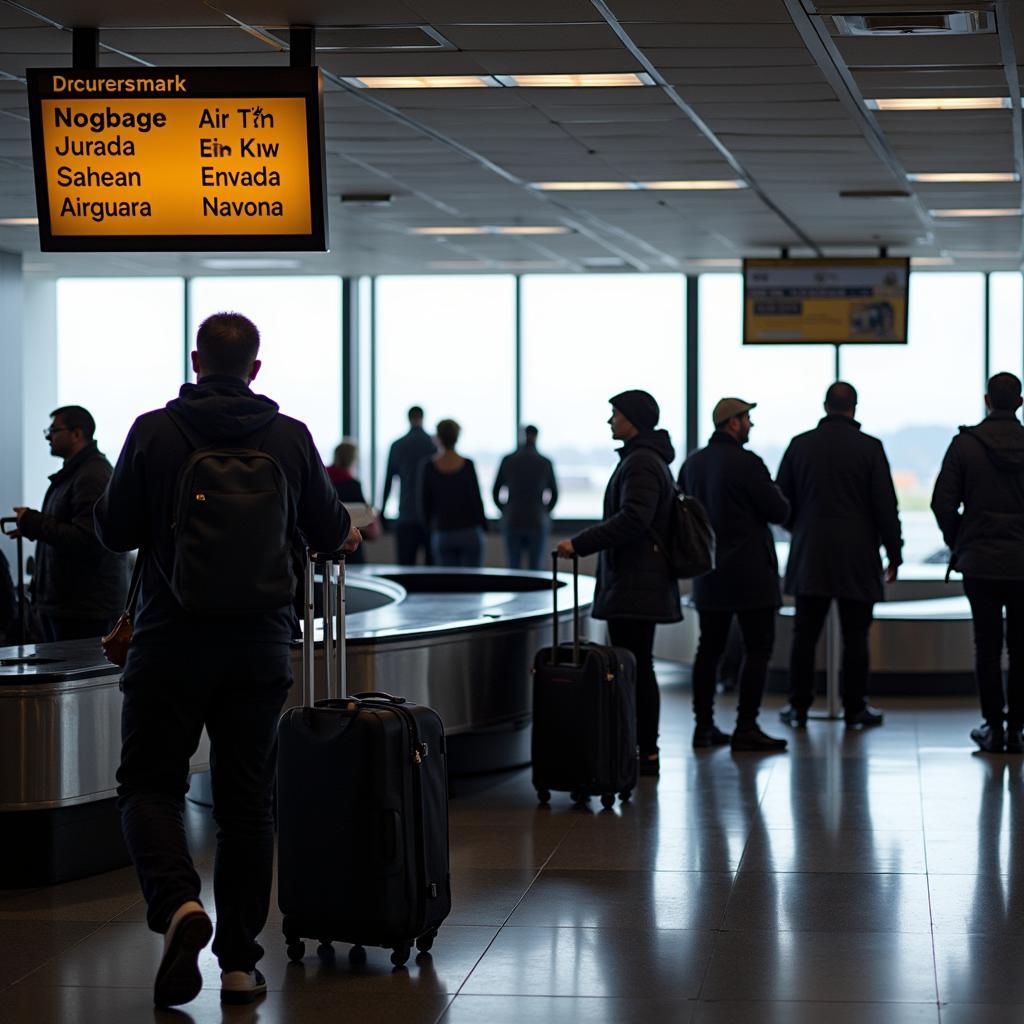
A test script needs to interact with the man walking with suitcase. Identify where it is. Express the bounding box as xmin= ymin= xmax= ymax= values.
xmin=557 ymin=390 xmax=681 ymax=777
xmin=681 ymin=397 xmax=790 ymax=752
xmin=95 ymin=313 xmax=359 ymax=1008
